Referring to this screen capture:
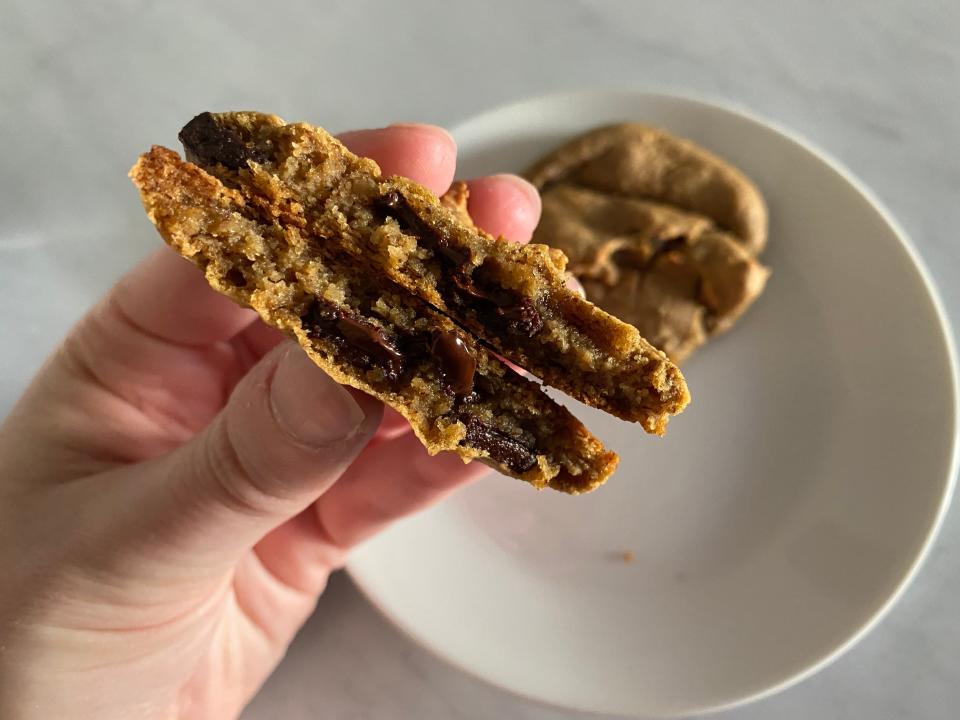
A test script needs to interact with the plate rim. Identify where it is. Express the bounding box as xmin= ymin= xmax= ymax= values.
xmin=346 ymin=86 xmax=960 ymax=717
